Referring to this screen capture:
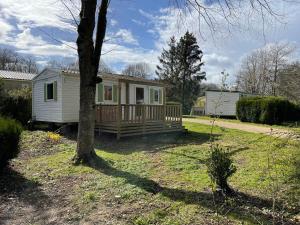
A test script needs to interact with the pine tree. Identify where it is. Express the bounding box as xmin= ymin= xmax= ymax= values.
xmin=156 ymin=37 xmax=181 ymax=103
xmin=156 ymin=32 xmax=205 ymax=114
